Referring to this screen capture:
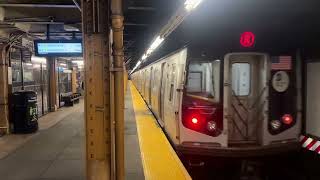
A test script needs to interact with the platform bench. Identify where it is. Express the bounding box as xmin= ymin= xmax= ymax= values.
xmin=61 ymin=93 xmax=81 ymax=106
